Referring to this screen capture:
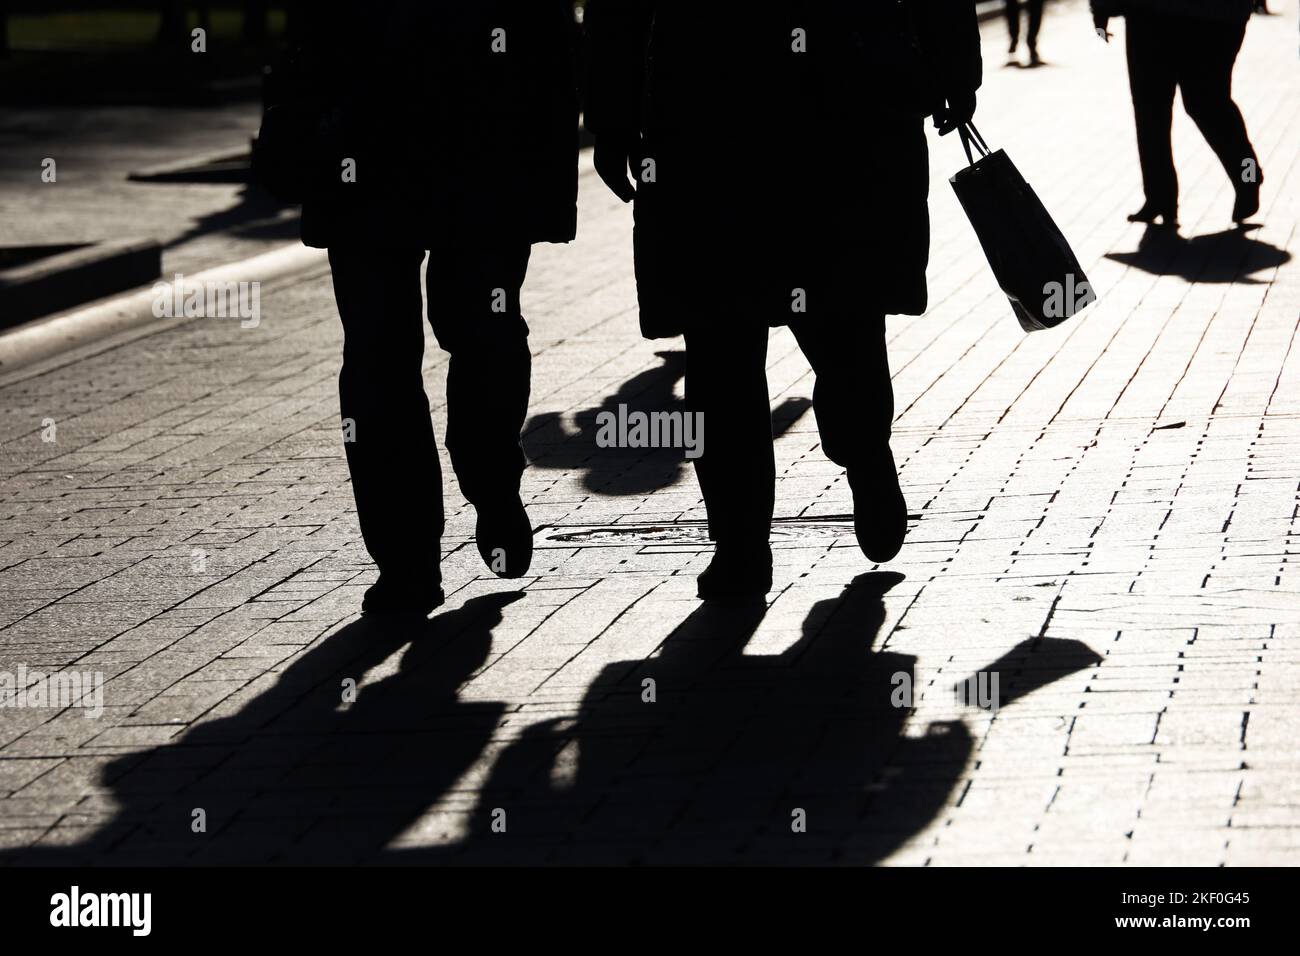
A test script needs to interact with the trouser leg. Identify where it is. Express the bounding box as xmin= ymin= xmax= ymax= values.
xmin=1027 ymin=0 xmax=1044 ymax=49
xmin=683 ymin=320 xmax=773 ymax=545
xmin=1176 ymin=19 xmax=1258 ymax=187
xmin=329 ymin=245 xmax=443 ymax=584
xmin=788 ymin=312 xmax=894 ymax=471
xmin=1005 ymin=0 xmax=1021 ymax=46
xmin=425 ymin=244 xmax=533 ymax=507
xmin=1126 ymin=14 xmax=1180 ymax=209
